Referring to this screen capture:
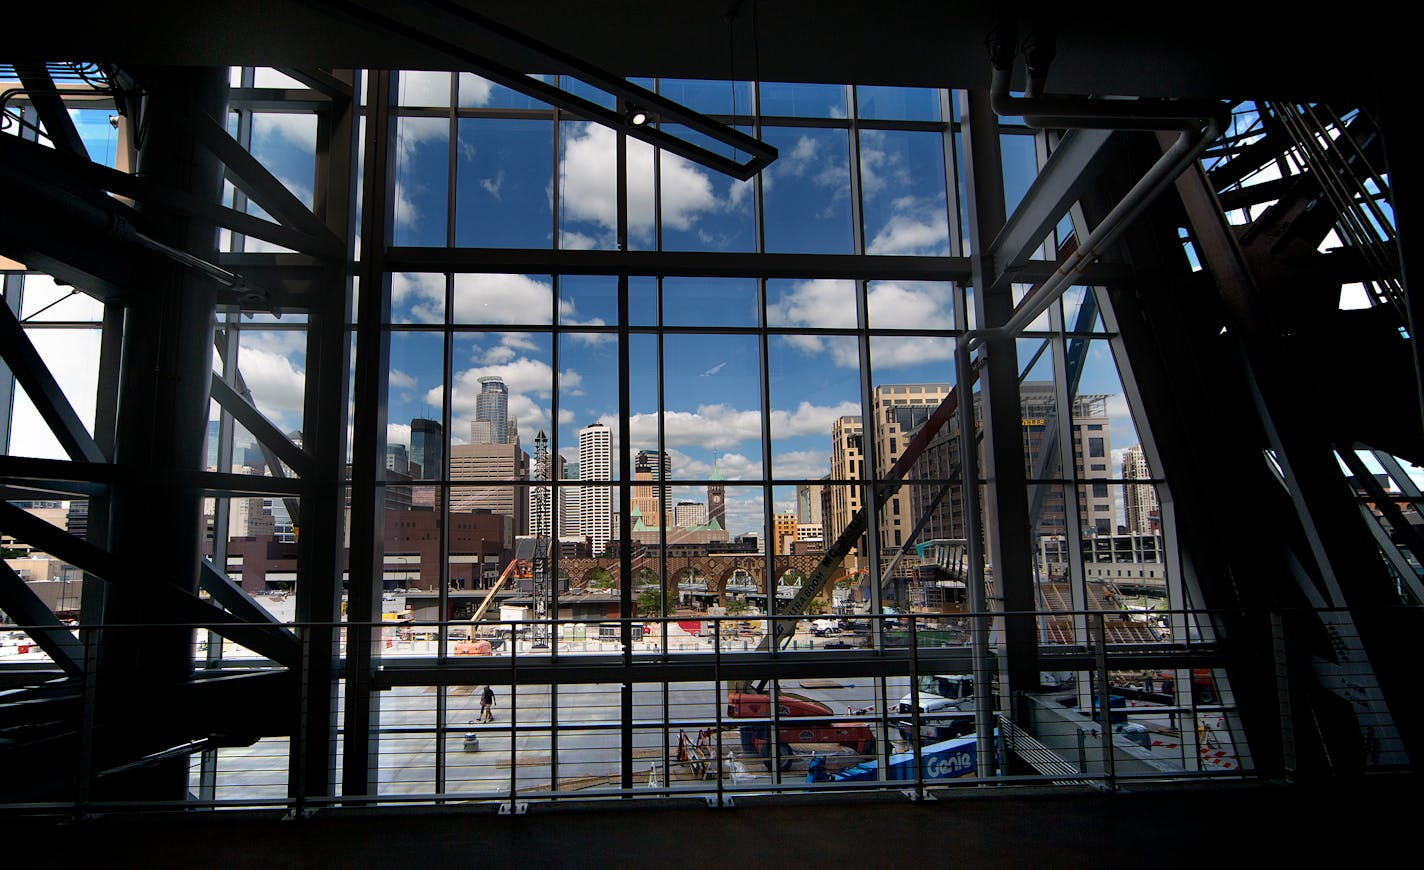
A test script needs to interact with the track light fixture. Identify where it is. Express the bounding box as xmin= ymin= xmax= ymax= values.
xmin=626 ymin=106 xmax=650 ymax=126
